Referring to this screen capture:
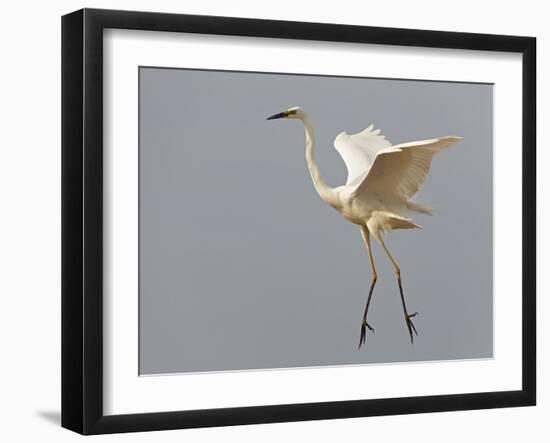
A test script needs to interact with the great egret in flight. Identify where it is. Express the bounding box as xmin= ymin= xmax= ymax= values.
xmin=267 ymin=106 xmax=461 ymax=348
